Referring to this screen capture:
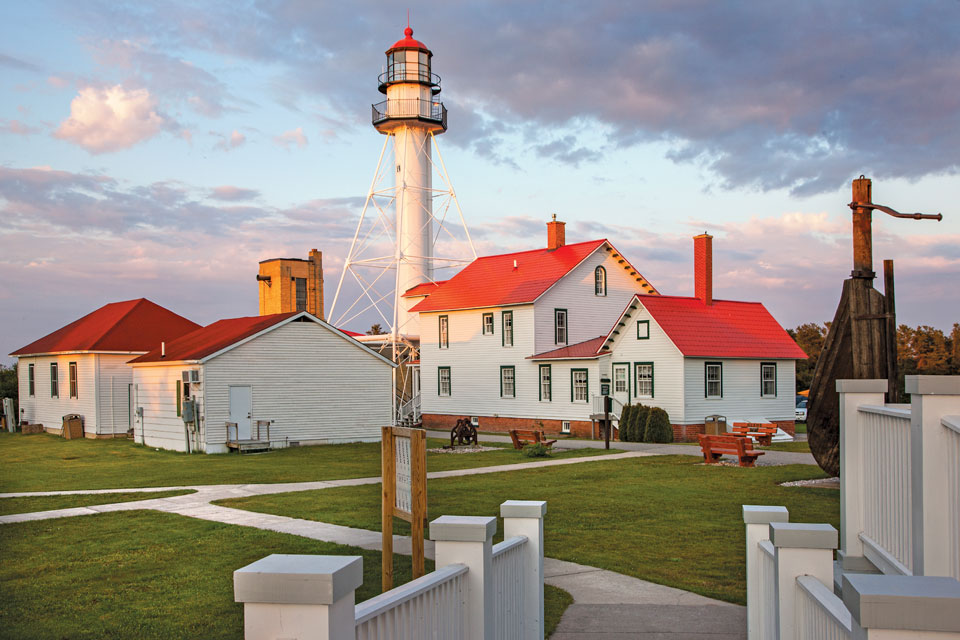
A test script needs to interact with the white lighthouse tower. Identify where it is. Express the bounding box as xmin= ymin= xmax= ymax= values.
xmin=330 ymin=25 xmax=475 ymax=422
